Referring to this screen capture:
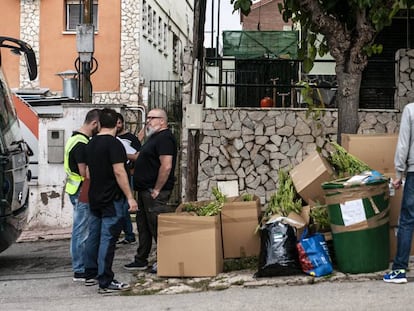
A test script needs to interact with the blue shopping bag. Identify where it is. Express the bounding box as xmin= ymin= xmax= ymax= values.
xmin=296 ymin=229 xmax=333 ymax=277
